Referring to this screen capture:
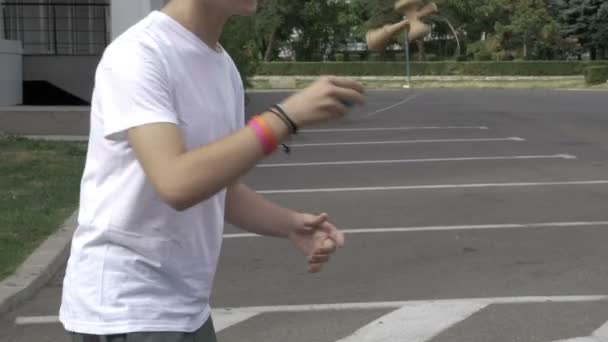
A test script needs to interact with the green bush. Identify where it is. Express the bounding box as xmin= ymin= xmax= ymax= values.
xmin=311 ymin=53 xmax=324 ymax=62
xmin=256 ymin=61 xmax=608 ymax=76
xmin=334 ymin=53 xmax=345 ymax=62
xmin=585 ymin=66 xmax=608 ymax=85
xmin=368 ymin=52 xmax=382 ymax=61
xmin=384 ymin=51 xmax=396 ymax=61
xmin=349 ymin=53 xmax=361 ymax=61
